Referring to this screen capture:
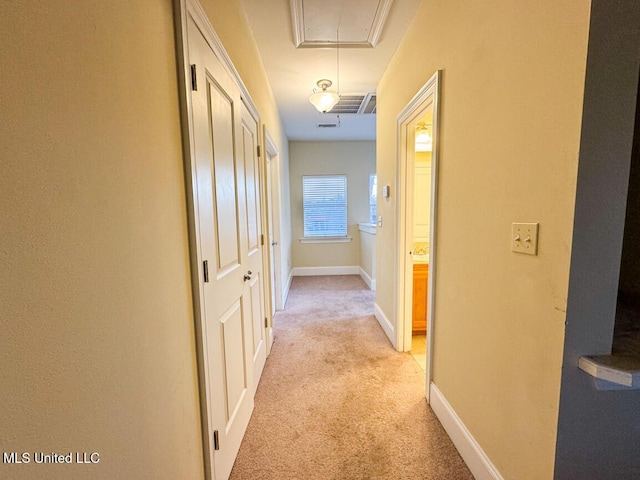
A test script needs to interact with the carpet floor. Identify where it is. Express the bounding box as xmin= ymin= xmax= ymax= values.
xmin=229 ymin=275 xmax=473 ymax=480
